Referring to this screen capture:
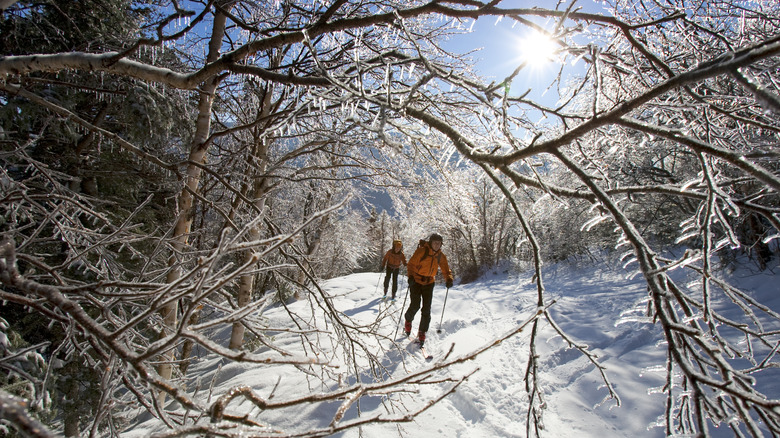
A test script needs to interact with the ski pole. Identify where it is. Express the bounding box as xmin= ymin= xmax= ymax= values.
xmin=394 ymin=282 xmax=410 ymax=339
xmin=374 ymin=270 xmax=383 ymax=296
xmin=436 ymin=286 xmax=450 ymax=334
